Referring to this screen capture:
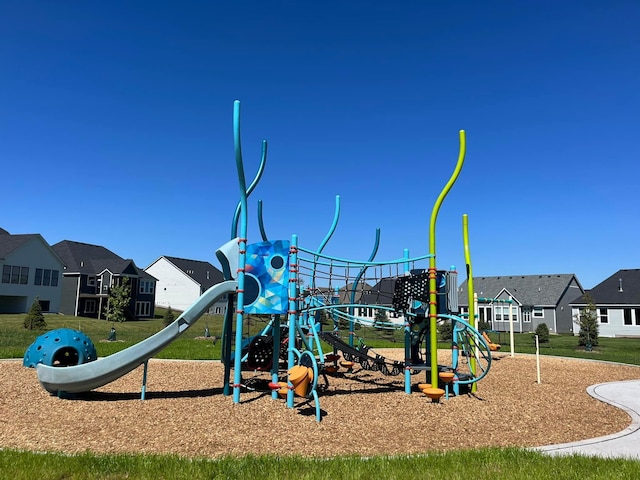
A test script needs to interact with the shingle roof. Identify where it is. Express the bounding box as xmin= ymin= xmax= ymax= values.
xmin=0 ymin=227 xmax=10 ymax=235
xmin=52 ymin=240 xmax=152 ymax=279
xmin=458 ymin=274 xmax=580 ymax=307
xmin=0 ymin=233 xmax=41 ymax=258
xmin=361 ymin=277 xmax=396 ymax=305
xmin=570 ymin=269 xmax=640 ymax=306
xmin=162 ymin=256 xmax=224 ymax=289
